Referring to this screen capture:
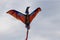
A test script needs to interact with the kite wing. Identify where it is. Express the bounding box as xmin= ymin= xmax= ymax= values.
xmin=7 ymin=10 xmax=25 ymax=23
xmin=29 ymin=7 xmax=41 ymax=23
